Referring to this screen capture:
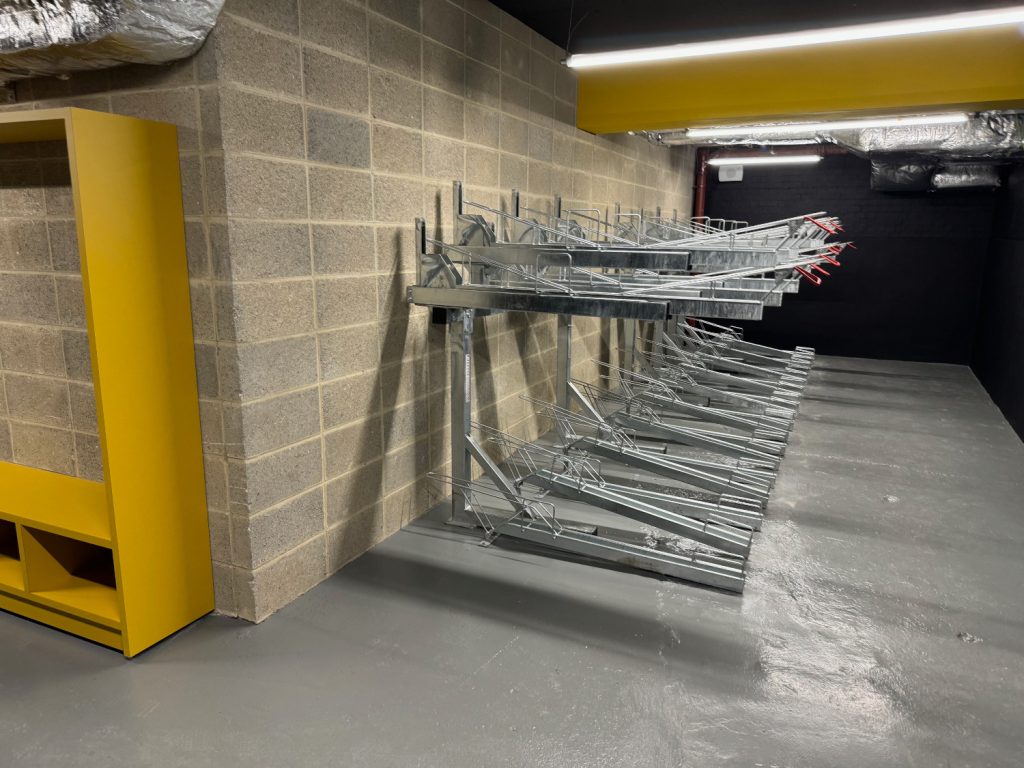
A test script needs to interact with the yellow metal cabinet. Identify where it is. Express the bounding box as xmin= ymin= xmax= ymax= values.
xmin=0 ymin=108 xmax=213 ymax=657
